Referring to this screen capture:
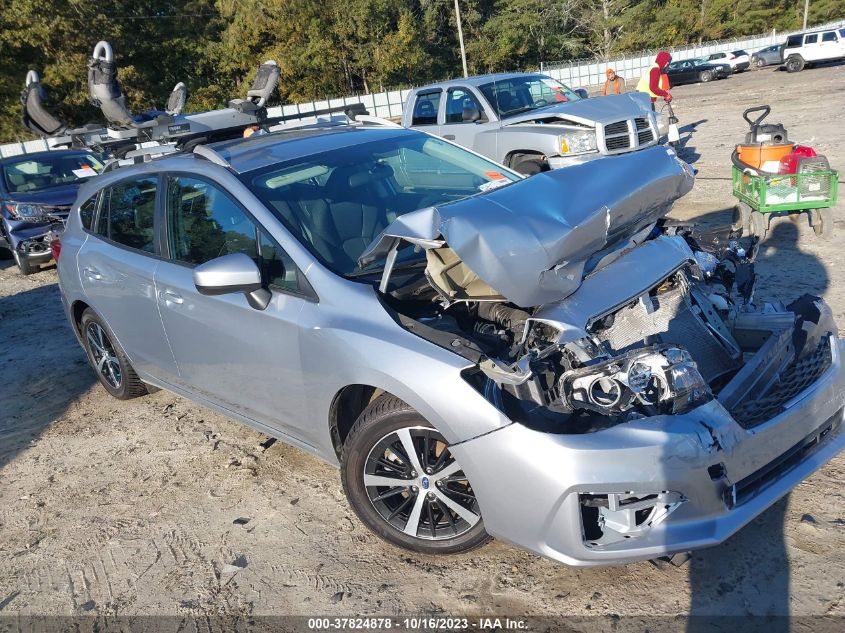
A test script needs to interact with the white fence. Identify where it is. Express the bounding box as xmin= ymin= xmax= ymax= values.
xmin=2 ymin=17 xmax=844 ymax=158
